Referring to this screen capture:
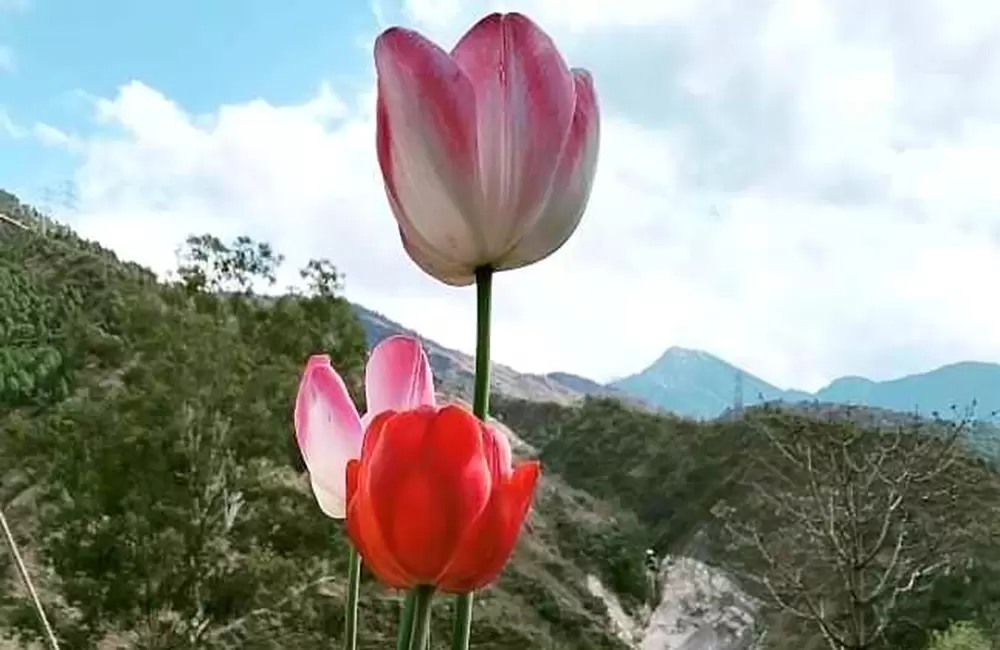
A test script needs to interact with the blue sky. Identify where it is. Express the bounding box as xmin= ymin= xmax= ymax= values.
xmin=1 ymin=0 xmax=378 ymax=197
xmin=4 ymin=0 xmax=1000 ymax=390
